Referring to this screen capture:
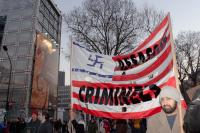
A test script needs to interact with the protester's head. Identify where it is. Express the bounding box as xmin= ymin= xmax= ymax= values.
xmin=38 ymin=111 xmax=49 ymax=122
xmin=159 ymin=86 xmax=180 ymax=114
xmin=69 ymin=108 xmax=76 ymax=120
xmin=31 ymin=111 xmax=38 ymax=121
xmin=42 ymin=111 xmax=50 ymax=121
